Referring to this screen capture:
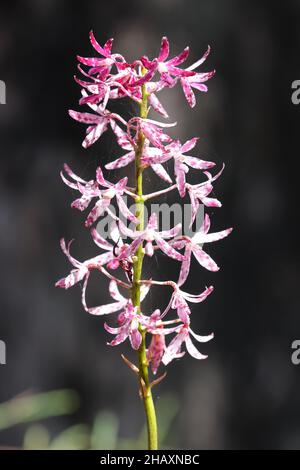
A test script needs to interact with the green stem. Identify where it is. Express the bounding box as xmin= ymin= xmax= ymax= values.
xmin=131 ymin=77 xmax=158 ymax=450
